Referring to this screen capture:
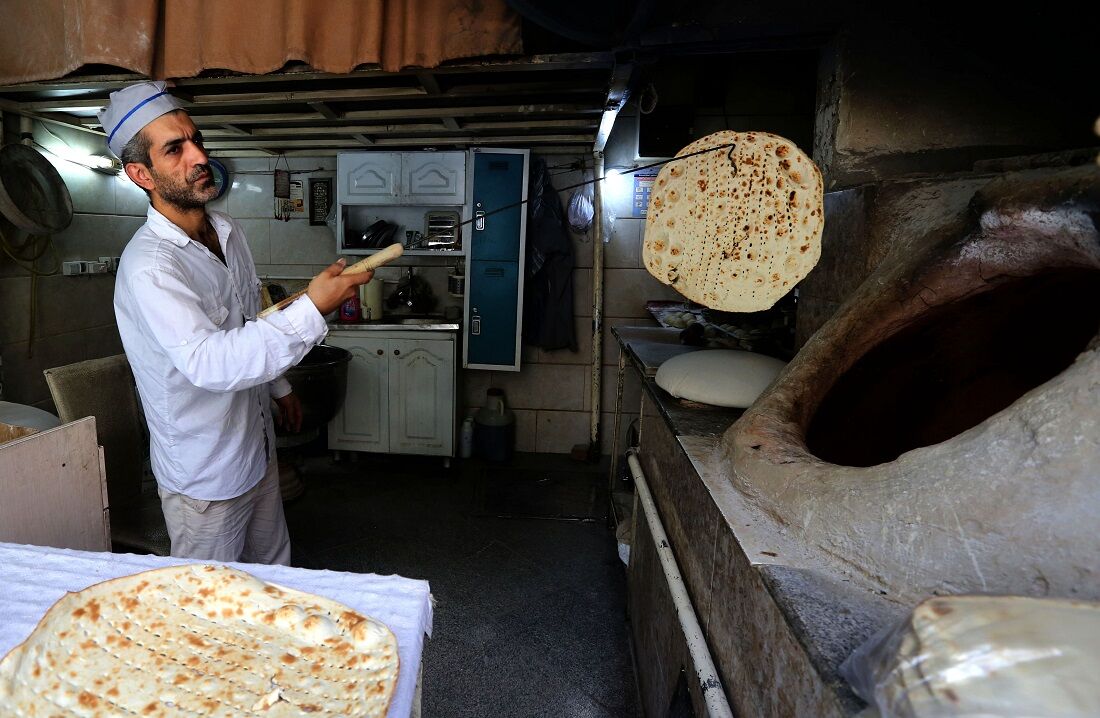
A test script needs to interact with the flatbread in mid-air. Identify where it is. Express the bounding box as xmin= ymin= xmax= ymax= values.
xmin=0 ymin=564 xmax=399 ymax=717
xmin=643 ymin=130 xmax=824 ymax=312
